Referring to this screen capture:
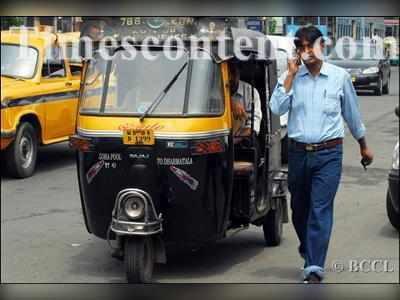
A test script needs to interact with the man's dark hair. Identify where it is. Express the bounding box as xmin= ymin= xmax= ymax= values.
xmin=294 ymin=26 xmax=324 ymax=49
